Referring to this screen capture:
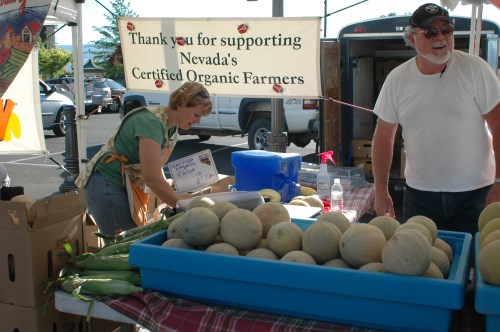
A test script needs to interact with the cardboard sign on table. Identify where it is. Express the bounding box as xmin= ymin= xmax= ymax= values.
xmin=167 ymin=149 xmax=219 ymax=194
